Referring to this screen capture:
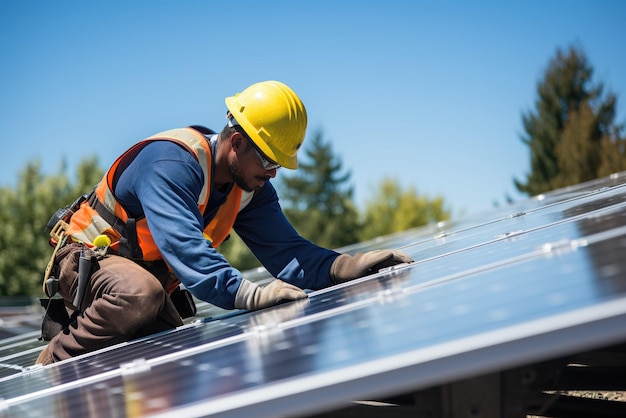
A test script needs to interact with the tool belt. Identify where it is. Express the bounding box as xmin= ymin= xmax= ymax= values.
xmin=40 ymin=253 xmax=195 ymax=343
xmin=39 ymin=194 xmax=197 ymax=342
xmin=42 ymin=194 xmax=88 ymax=297
xmin=39 ymin=243 xmax=101 ymax=341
